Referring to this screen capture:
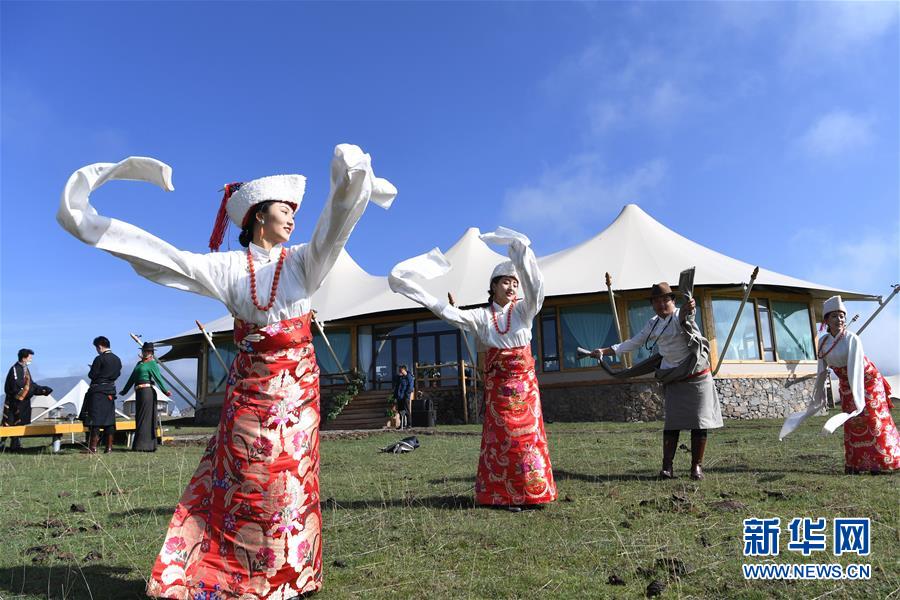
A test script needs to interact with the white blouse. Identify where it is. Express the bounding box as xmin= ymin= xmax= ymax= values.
xmin=56 ymin=145 xmax=395 ymax=326
xmin=388 ymin=227 xmax=543 ymax=349
xmin=612 ymin=309 xmax=690 ymax=369
xmin=779 ymin=330 xmax=866 ymax=440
